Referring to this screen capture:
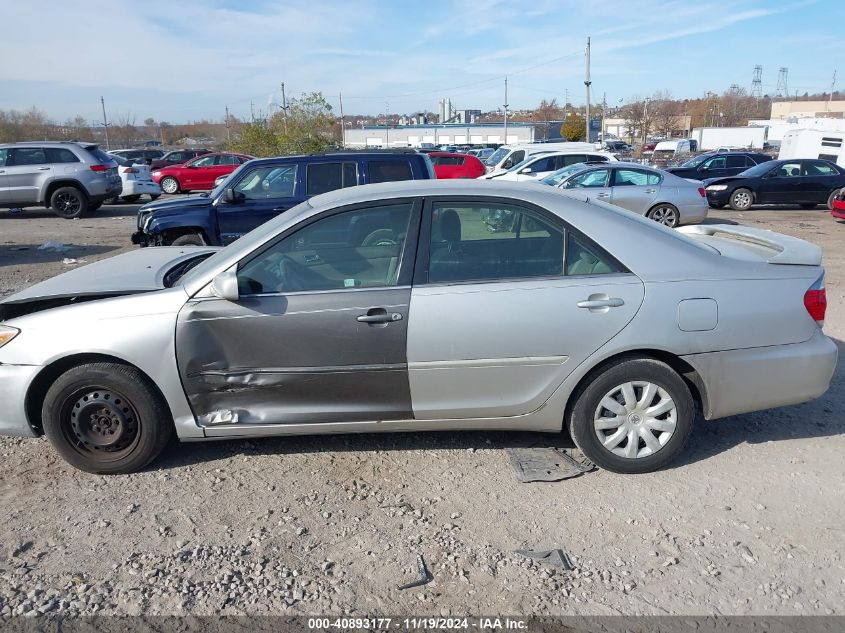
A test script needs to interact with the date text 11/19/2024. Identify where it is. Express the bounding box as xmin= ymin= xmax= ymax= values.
xmin=307 ymin=617 xmax=529 ymax=630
